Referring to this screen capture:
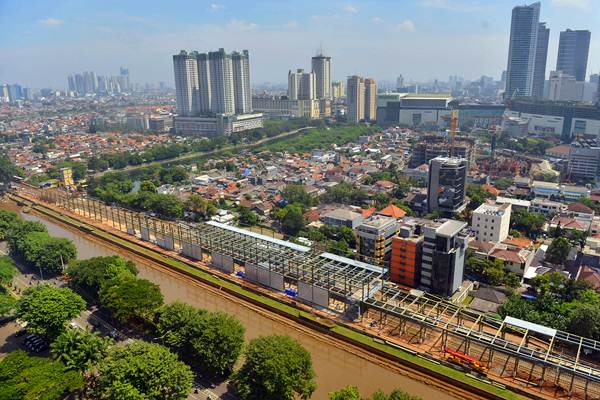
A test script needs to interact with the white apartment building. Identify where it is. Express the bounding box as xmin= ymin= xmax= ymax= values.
xmin=173 ymin=51 xmax=200 ymax=116
xmin=288 ymin=69 xmax=316 ymax=100
xmin=471 ymin=202 xmax=511 ymax=243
